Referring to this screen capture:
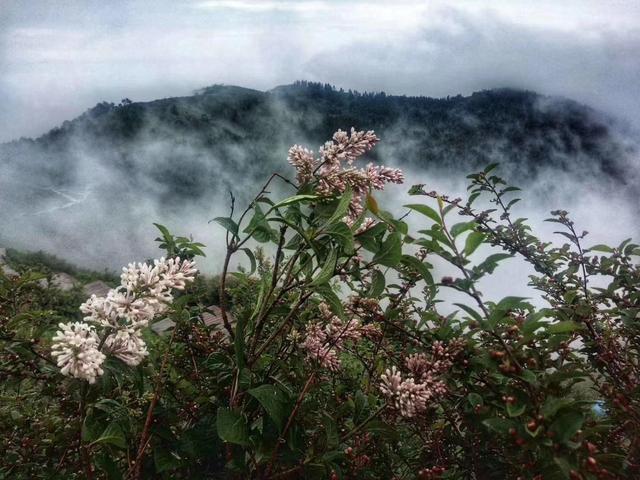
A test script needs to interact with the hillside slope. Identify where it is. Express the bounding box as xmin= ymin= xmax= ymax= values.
xmin=0 ymin=82 xmax=634 ymax=209
xmin=0 ymin=82 xmax=637 ymax=269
